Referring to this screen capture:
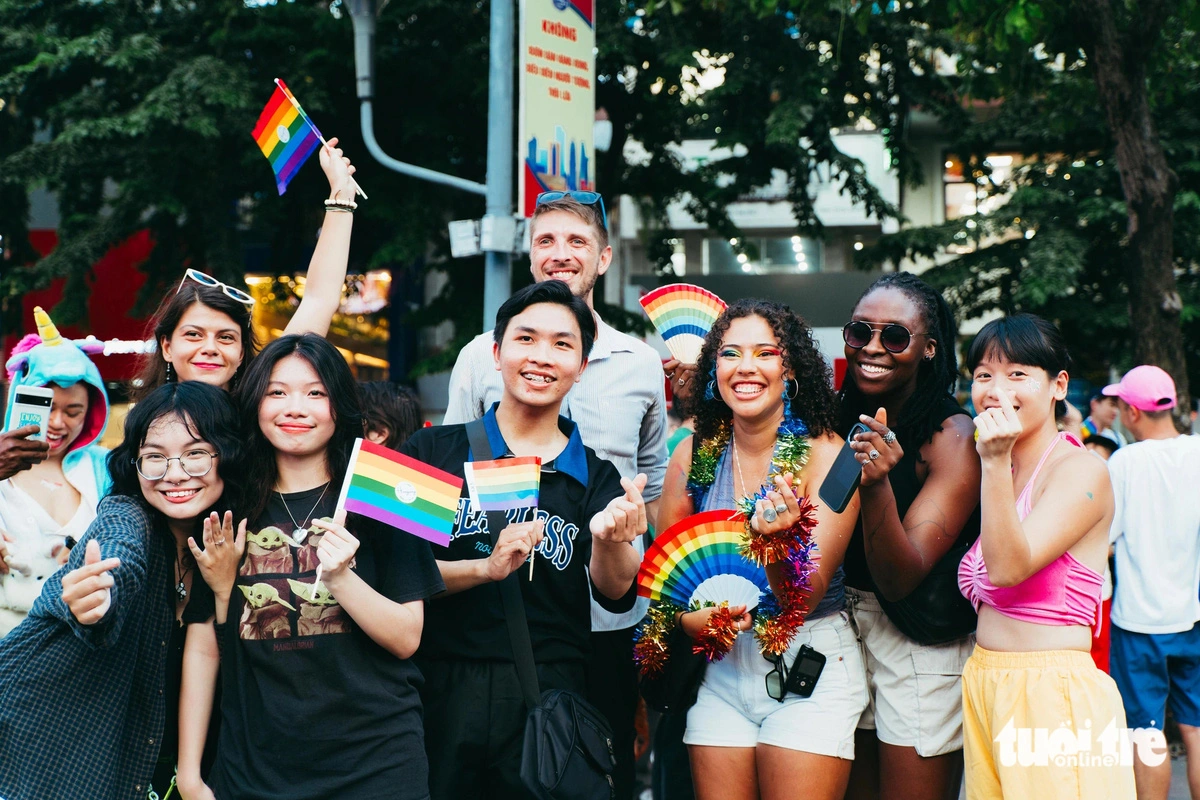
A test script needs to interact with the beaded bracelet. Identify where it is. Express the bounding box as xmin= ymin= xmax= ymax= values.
xmin=324 ymin=198 xmax=358 ymax=213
